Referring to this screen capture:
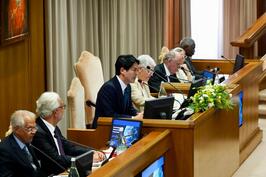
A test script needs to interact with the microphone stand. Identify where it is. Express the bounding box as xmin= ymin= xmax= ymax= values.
xmin=29 ymin=144 xmax=70 ymax=174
